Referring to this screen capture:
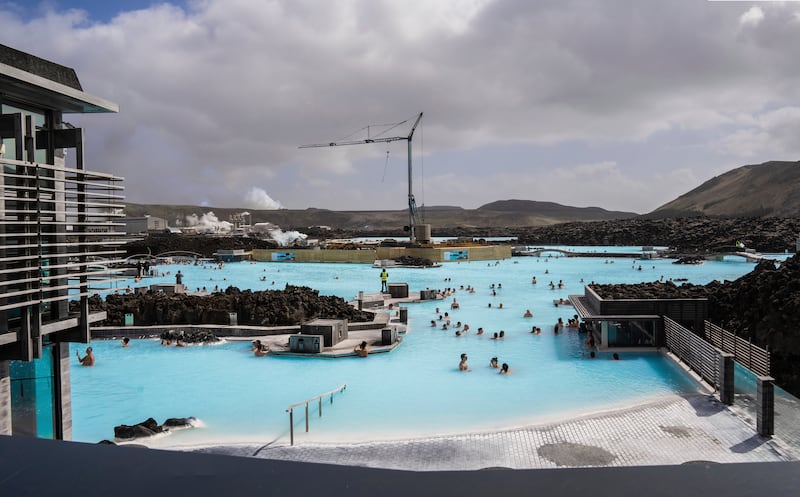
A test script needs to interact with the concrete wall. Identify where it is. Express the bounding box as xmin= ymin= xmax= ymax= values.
xmin=54 ymin=343 xmax=71 ymax=440
xmin=0 ymin=361 xmax=9 ymax=435
xmin=252 ymin=245 xmax=512 ymax=264
xmin=252 ymin=248 xmax=376 ymax=263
